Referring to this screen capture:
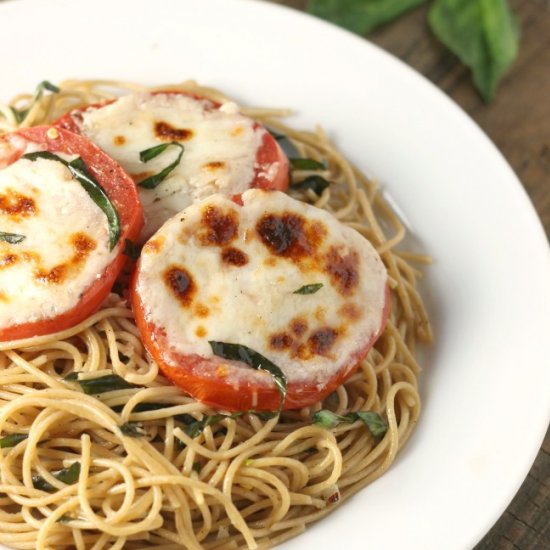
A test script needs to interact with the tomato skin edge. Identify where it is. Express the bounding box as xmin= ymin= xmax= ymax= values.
xmin=55 ymin=91 xmax=289 ymax=194
xmin=0 ymin=126 xmax=143 ymax=342
xmin=131 ymin=265 xmax=390 ymax=412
